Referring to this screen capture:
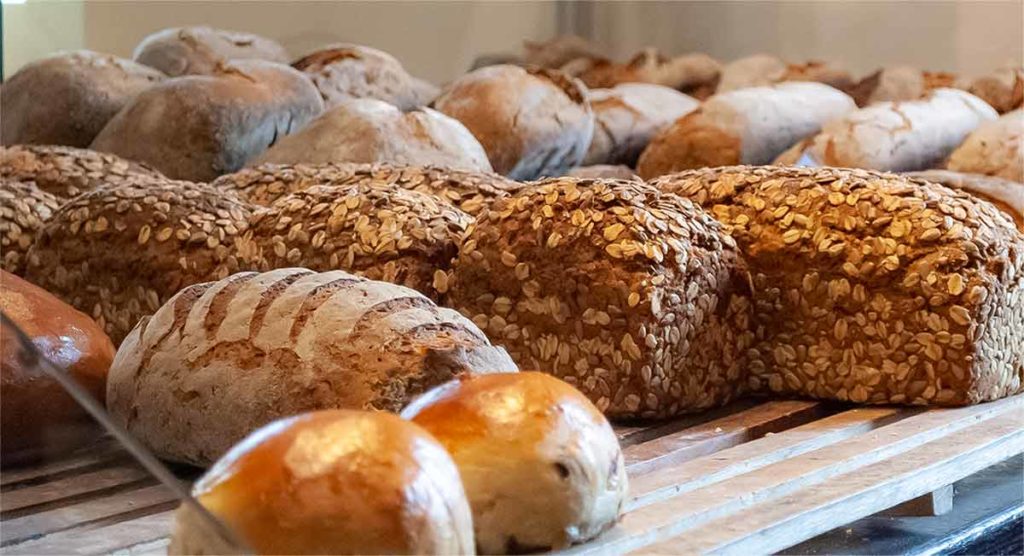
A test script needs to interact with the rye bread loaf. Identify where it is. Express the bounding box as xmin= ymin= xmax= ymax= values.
xmin=0 ymin=145 xmax=163 ymax=200
xmin=249 ymin=99 xmax=492 ymax=172
xmin=584 ymin=83 xmax=699 ymax=167
xmin=946 ymin=110 xmax=1023 ymax=183
xmin=133 ymin=26 xmax=289 ymax=77
xmin=849 ymin=66 xmax=957 ymax=107
xmin=1 ymin=51 xmax=165 ymax=147
xmin=433 ymin=65 xmax=594 ymax=181
xmin=235 ymin=183 xmax=471 ymax=301
xmin=90 ymin=60 xmax=323 ymax=182
xmin=446 ymin=178 xmax=754 ymax=418
xmin=293 ymin=44 xmax=434 ymax=110
xmin=0 ymin=180 xmax=61 ymax=276
xmin=106 ymin=267 xmax=517 ymax=465
xmin=905 ymin=170 xmax=1024 ymax=230
xmin=25 ymin=178 xmax=253 ymax=344
xmin=964 ymin=67 xmax=1023 ymax=114
xmin=651 ymin=165 xmax=1024 ymax=405
xmin=717 ymin=54 xmax=853 ymax=93
xmin=636 ymin=82 xmax=856 ymax=179
xmin=575 ymin=50 xmax=721 ymax=100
